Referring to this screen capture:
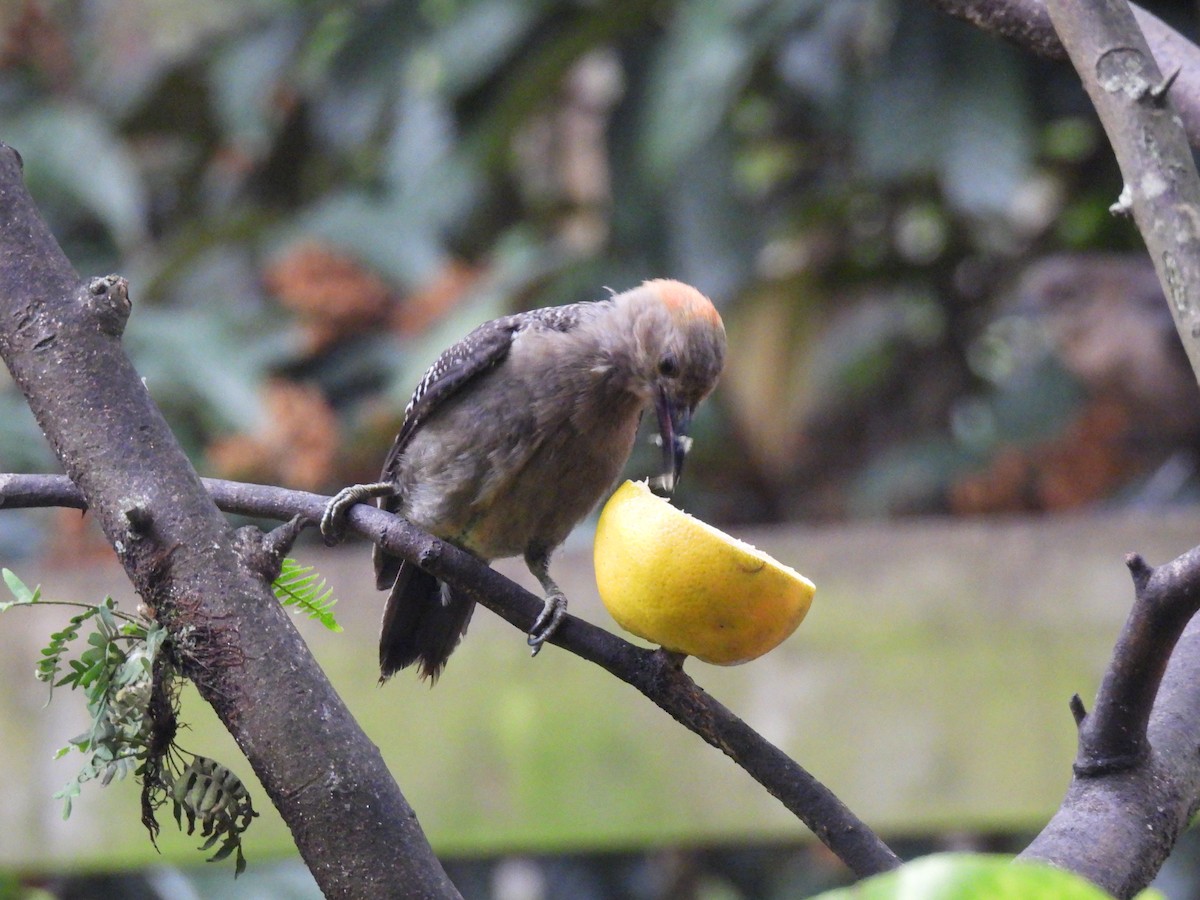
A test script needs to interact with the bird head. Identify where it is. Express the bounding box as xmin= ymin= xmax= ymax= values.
xmin=617 ymin=279 xmax=726 ymax=494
